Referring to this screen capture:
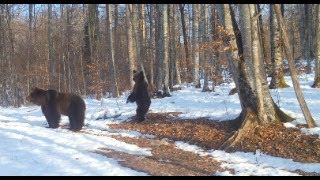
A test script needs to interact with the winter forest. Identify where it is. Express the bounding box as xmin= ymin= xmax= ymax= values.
xmin=0 ymin=4 xmax=320 ymax=176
